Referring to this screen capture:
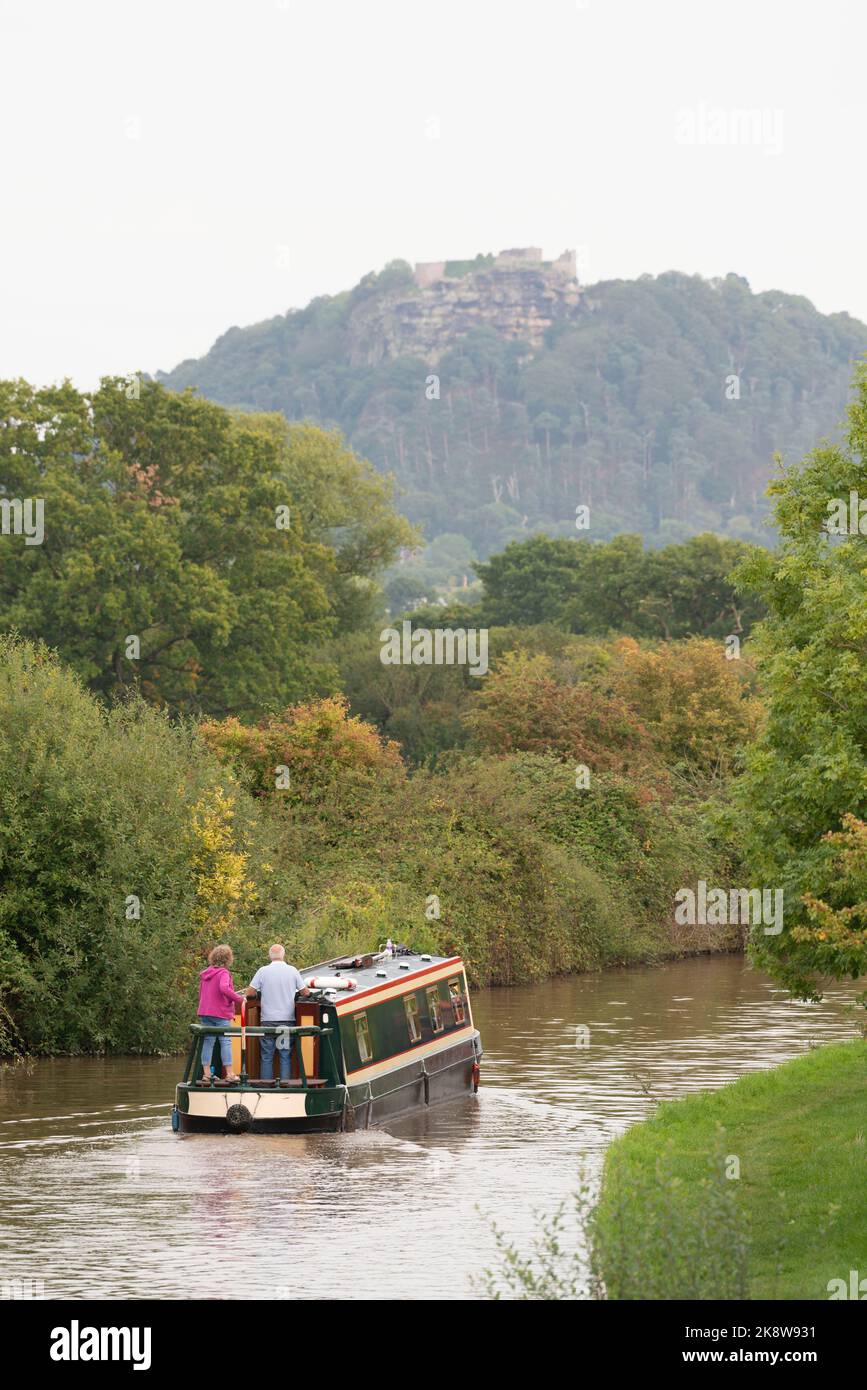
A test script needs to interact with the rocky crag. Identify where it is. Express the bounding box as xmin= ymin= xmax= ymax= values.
xmin=348 ymin=248 xmax=582 ymax=365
